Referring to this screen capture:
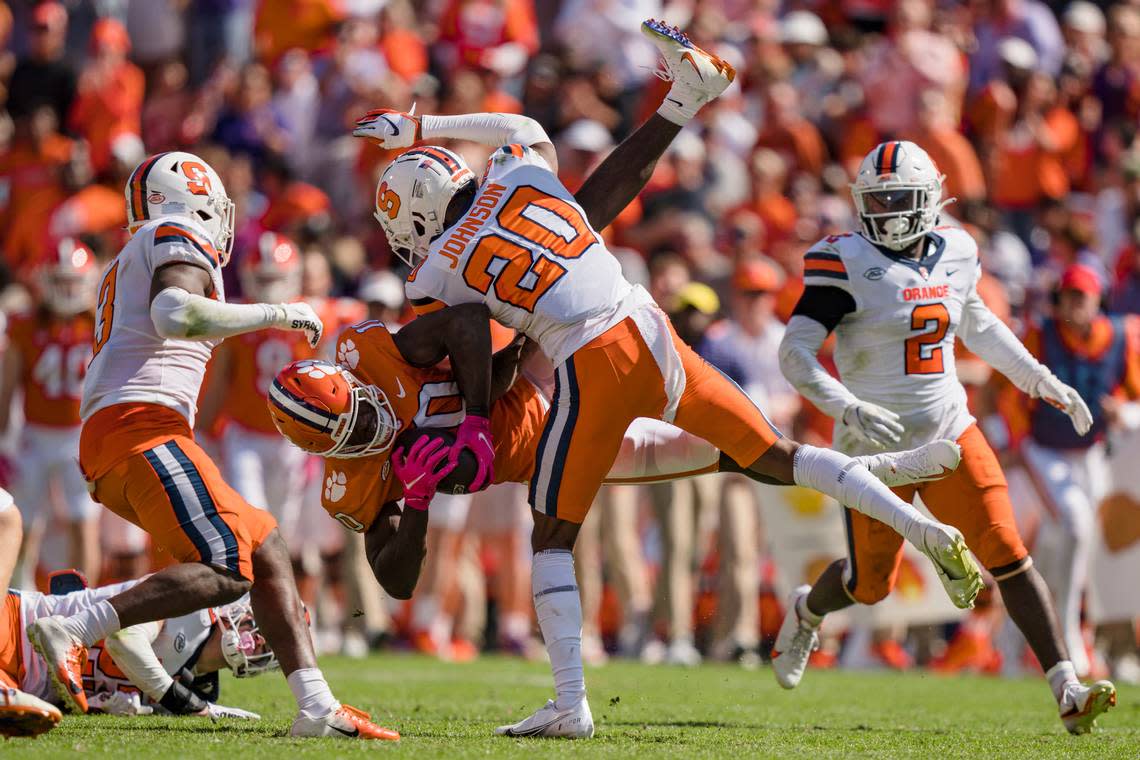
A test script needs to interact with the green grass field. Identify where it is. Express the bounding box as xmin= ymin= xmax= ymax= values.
xmin=5 ymin=654 xmax=1139 ymax=759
